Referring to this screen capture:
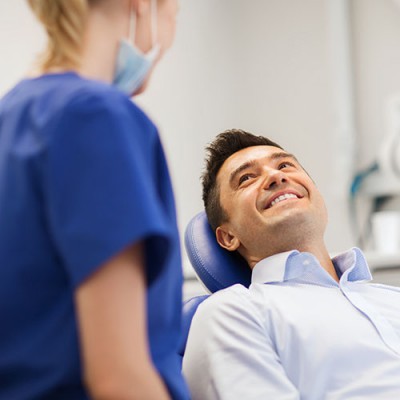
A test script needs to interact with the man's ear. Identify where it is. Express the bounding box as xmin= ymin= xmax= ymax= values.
xmin=216 ymin=226 xmax=240 ymax=252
